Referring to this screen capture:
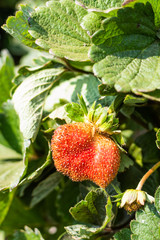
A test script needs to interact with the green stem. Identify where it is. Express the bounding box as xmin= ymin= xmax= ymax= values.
xmin=136 ymin=161 xmax=160 ymax=190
